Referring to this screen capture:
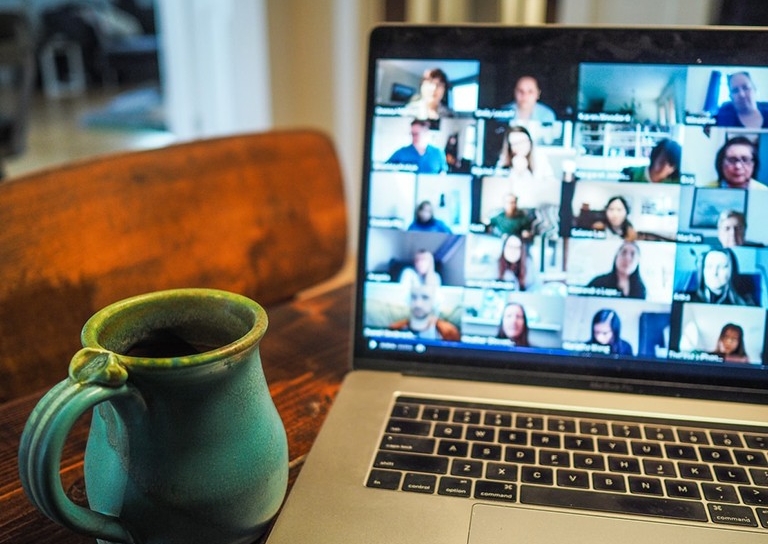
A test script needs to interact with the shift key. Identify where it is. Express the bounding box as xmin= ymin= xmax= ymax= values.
xmin=374 ymin=452 xmax=449 ymax=474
